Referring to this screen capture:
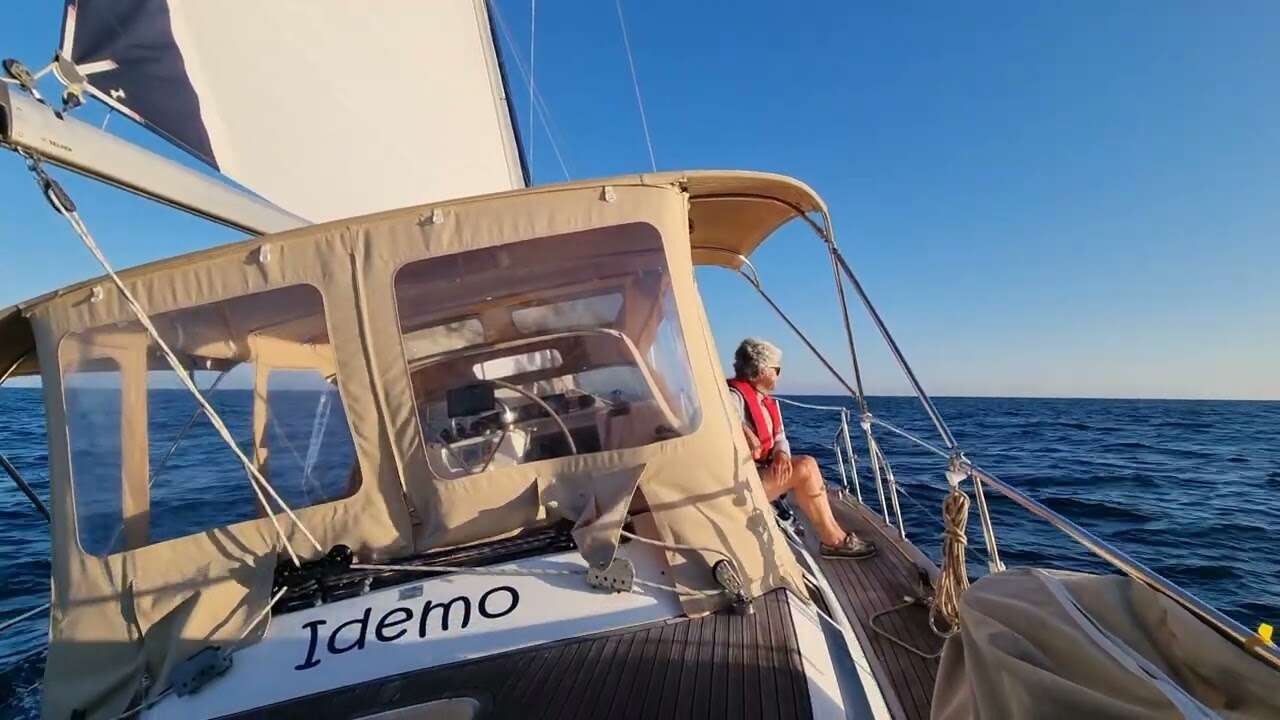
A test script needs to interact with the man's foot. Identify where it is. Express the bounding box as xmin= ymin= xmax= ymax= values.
xmin=820 ymin=533 xmax=877 ymax=559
